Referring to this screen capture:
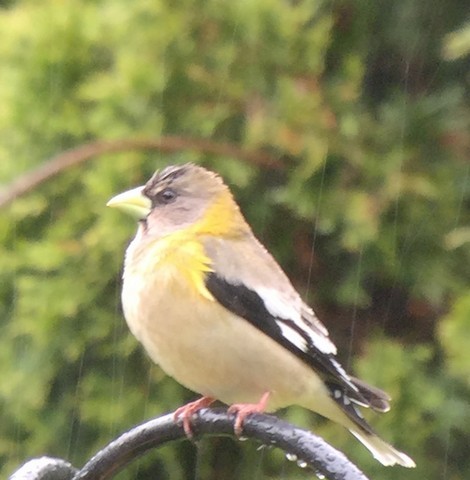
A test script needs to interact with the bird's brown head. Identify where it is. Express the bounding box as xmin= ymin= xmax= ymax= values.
xmin=107 ymin=163 xmax=249 ymax=238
